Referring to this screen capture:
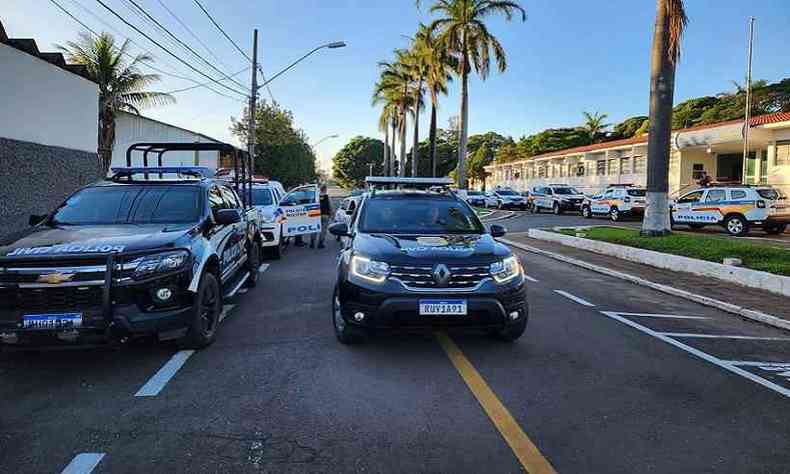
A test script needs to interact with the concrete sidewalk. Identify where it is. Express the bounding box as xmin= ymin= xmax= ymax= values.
xmin=504 ymin=232 xmax=790 ymax=327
